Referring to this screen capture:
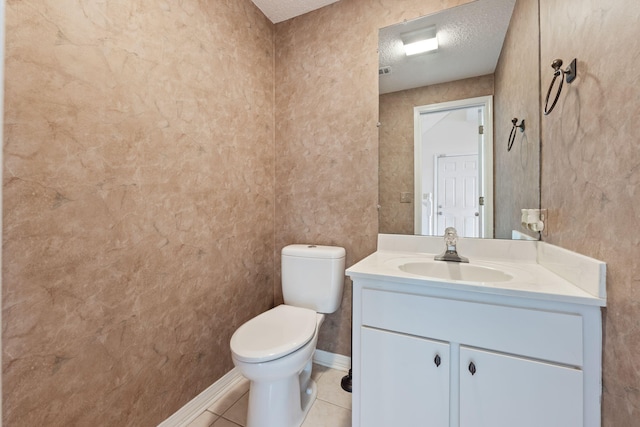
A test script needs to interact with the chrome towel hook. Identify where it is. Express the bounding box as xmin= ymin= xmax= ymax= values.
xmin=508 ymin=118 xmax=525 ymax=152
xmin=543 ymin=58 xmax=577 ymax=115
